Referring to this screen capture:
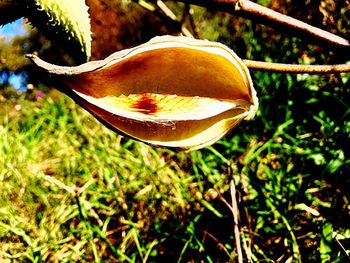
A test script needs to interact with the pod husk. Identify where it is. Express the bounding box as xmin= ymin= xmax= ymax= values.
xmin=28 ymin=35 xmax=258 ymax=150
